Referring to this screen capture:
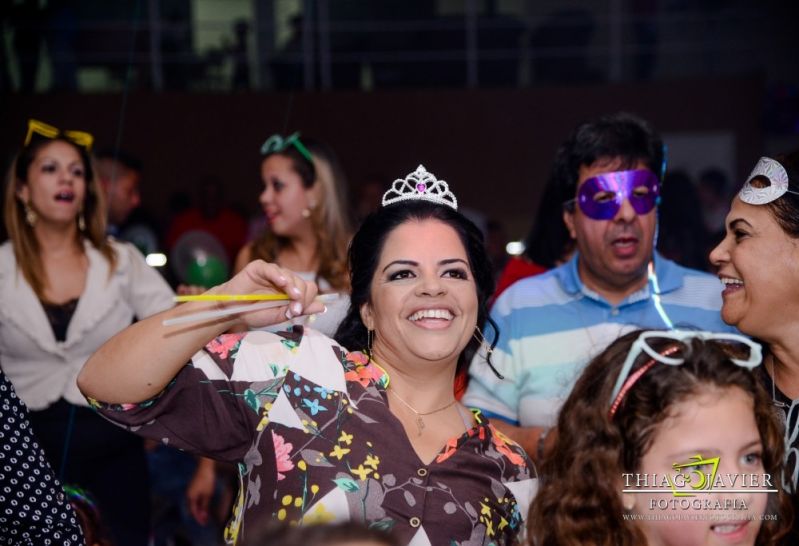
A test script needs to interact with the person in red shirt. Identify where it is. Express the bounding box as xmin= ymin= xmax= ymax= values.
xmin=494 ymin=170 xmax=575 ymax=300
xmin=165 ymin=177 xmax=249 ymax=267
